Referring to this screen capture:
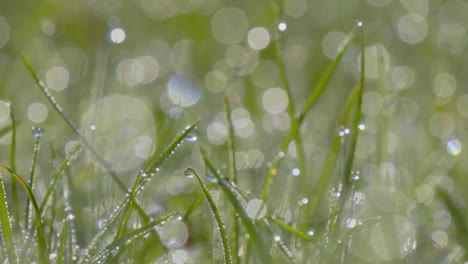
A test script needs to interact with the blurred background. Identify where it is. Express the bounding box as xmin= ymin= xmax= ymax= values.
xmin=0 ymin=0 xmax=467 ymax=263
